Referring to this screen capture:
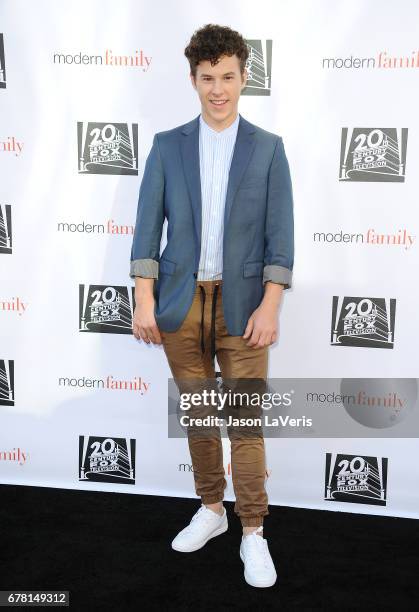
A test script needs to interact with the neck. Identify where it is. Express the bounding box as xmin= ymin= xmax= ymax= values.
xmin=200 ymin=109 xmax=239 ymax=132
